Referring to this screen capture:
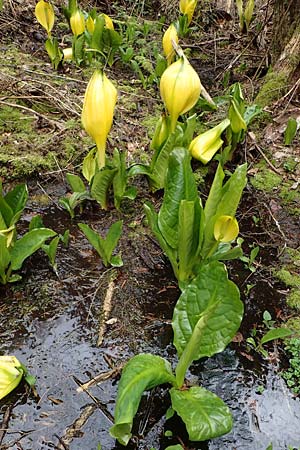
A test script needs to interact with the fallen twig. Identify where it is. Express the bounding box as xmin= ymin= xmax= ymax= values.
xmin=76 ymin=366 xmax=122 ymax=392
xmin=97 ymin=275 xmax=117 ymax=347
